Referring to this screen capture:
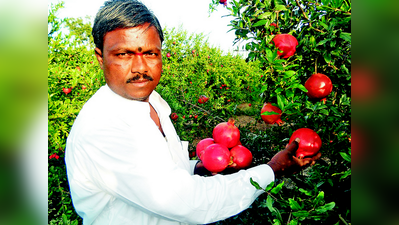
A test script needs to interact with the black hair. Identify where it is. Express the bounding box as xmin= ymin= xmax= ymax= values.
xmin=92 ymin=0 xmax=164 ymax=51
